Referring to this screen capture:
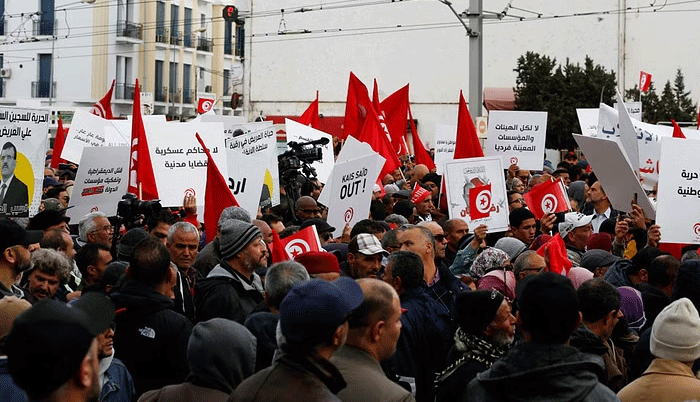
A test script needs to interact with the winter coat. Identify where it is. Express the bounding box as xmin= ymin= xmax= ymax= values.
xmin=194 ymin=261 xmax=264 ymax=324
